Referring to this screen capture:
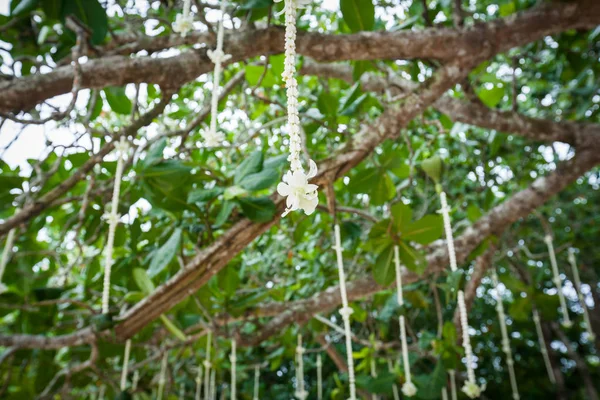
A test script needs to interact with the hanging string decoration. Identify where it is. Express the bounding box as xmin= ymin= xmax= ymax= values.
xmin=275 ymin=0 xmax=318 ymax=217
xmin=195 ymin=366 xmax=203 ymax=400
xmin=157 ymin=351 xmax=168 ymax=400
xmin=332 ymin=224 xmax=357 ymax=399
xmin=295 ymin=334 xmax=308 ymax=400
xmin=120 ymin=339 xmax=132 ymax=391
xmin=101 ymin=137 xmax=129 ymax=314
xmin=173 ymin=0 xmax=194 ymax=37
xmin=394 ymin=245 xmax=417 ymax=397
xmin=448 ymin=369 xmax=457 ymax=400
xmin=0 ymin=214 xmax=17 ymax=294
xmin=544 ymin=235 xmax=572 ymax=328
xmin=316 ymin=354 xmax=323 ymax=400
xmin=253 ymin=365 xmax=260 ymax=400
xmin=457 ymin=290 xmax=483 ymax=398
xmin=230 ymin=339 xmax=237 ymax=400
xmin=568 ymin=249 xmax=595 ymax=340
xmin=532 ymin=309 xmax=556 ymax=384
xmin=210 ymin=368 xmax=216 ymax=400
xmin=205 ymin=1 xmax=232 ymax=147
xmin=204 ymin=331 xmax=213 ymax=400
xmin=491 ymin=270 xmax=520 ymax=400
